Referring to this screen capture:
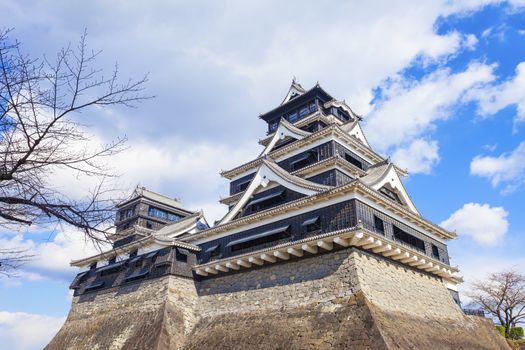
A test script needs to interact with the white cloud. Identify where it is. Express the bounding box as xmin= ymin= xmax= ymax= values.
xmin=363 ymin=62 xmax=495 ymax=173
xmin=466 ymin=61 xmax=525 ymax=124
xmin=482 ymin=143 xmax=498 ymax=152
xmin=0 ymin=1 xmax=500 ymax=126
xmin=391 ymin=139 xmax=440 ymax=174
xmin=0 ymin=229 xmax=105 ymax=282
xmin=470 ymin=141 xmax=525 ymax=193
xmin=482 ymin=27 xmax=493 ymax=39
xmin=440 ymin=203 xmax=509 ymax=245
xmin=48 ymin=132 xmax=257 ymax=212
xmin=0 ymin=311 xmax=64 ymax=350
xmin=464 ymin=34 xmax=479 ymax=50
xmin=0 ymin=133 xmax=256 ymax=282
xmin=0 ymin=1 xmax=516 ymax=183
